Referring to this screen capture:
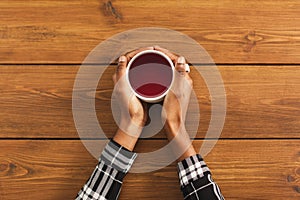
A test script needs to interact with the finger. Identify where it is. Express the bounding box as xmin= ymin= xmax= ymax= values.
xmin=185 ymin=63 xmax=190 ymax=73
xmin=175 ymin=56 xmax=187 ymax=77
xmin=116 ymin=56 xmax=128 ymax=81
xmin=154 ymin=45 xmax=179 ymax=62
xmin=172 ymin=56 xmax=187 ymax=91
xmin=125 ymin=46 xmax=154 ymax=61
xmin=184 ymin=63 xmax=192 ymax=85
